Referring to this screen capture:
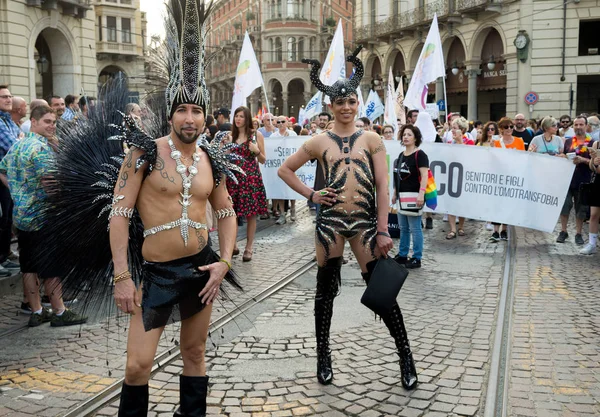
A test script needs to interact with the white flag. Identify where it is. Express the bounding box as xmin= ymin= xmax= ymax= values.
xmin=231 ymin=32 xmax=264 ymax=121
xmin=298 ymin=107 xmax=307 ymax=126
xmin=320 ymin=20 xmax=346 ymax=104
xmin=384 ymin=67 xmax=398 ymax=132
xmin=364 ymin=89 xmax=384 ymax=122
xmin=303 ymin=91 xmax=323 ymax=121
xmin=357 ymin=87 xmax=366 ymax=118
xmin=404 ymin=14 xmax=445 ymax=111
xmin=395 ymin=76 xmax=406 ymax=125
